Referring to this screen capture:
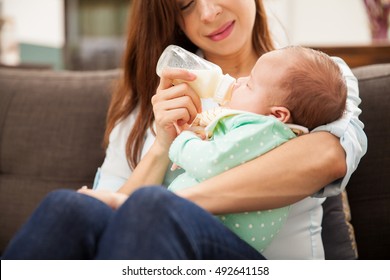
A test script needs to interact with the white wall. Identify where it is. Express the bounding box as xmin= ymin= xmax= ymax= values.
xmin=264 ymin=0 xmax=372 ymax=47
xmin=3 ymin=0 xmax=64 ymax=48
xmin=1 ymin=0 xmax=372 ymax=49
